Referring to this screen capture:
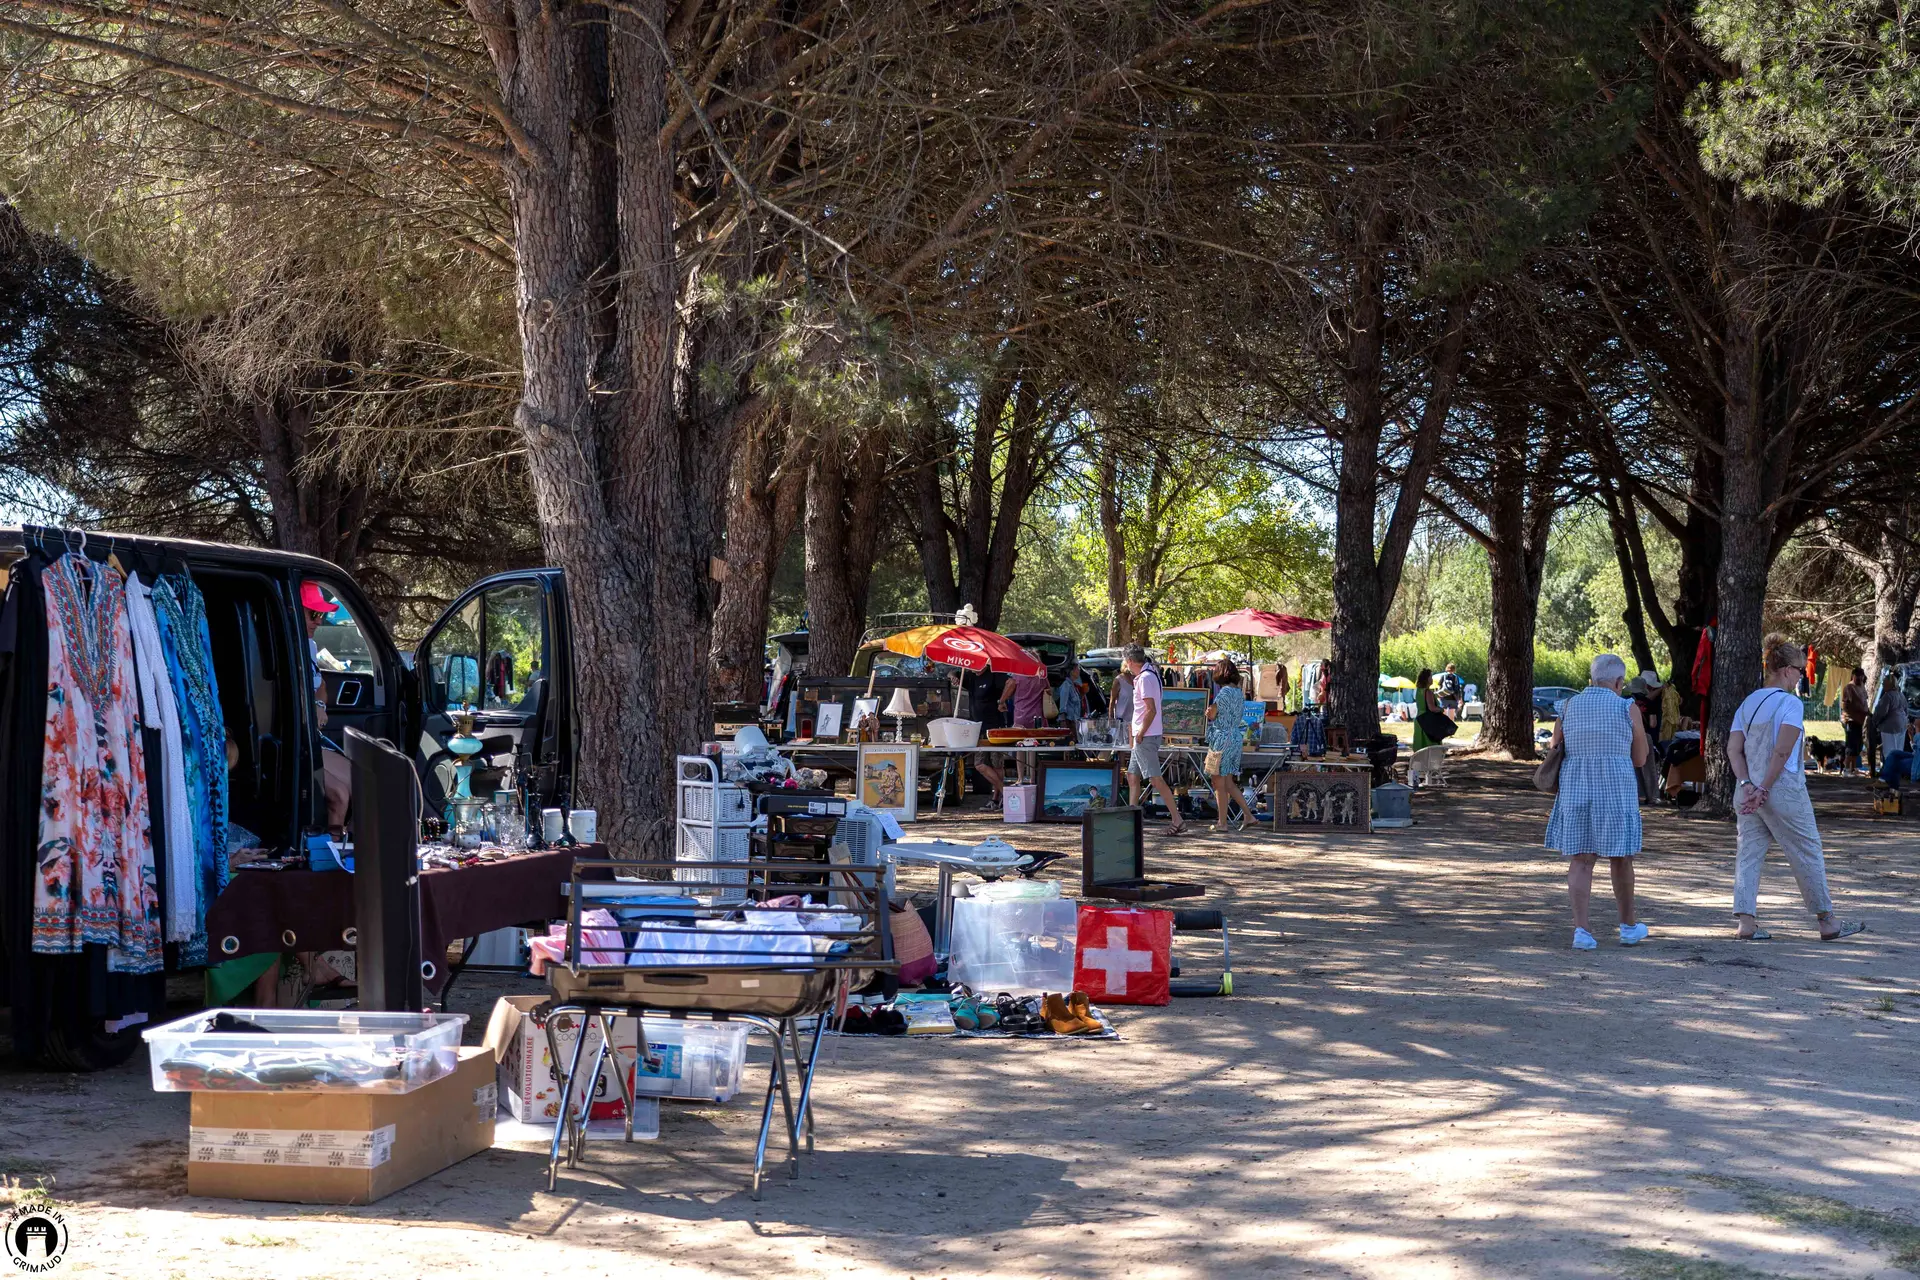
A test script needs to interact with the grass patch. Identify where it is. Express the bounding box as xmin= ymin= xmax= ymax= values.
xmin=1872 ymin=996 xmax=1897 ymax=1013
xmin=1694 ymin=1174 xmax=1920 ymax=1267
xmin=1613 ymin=1246 xmax=1799 ymax=1279
xmin=218 ymin=1234 xmax=298 ymax=1247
